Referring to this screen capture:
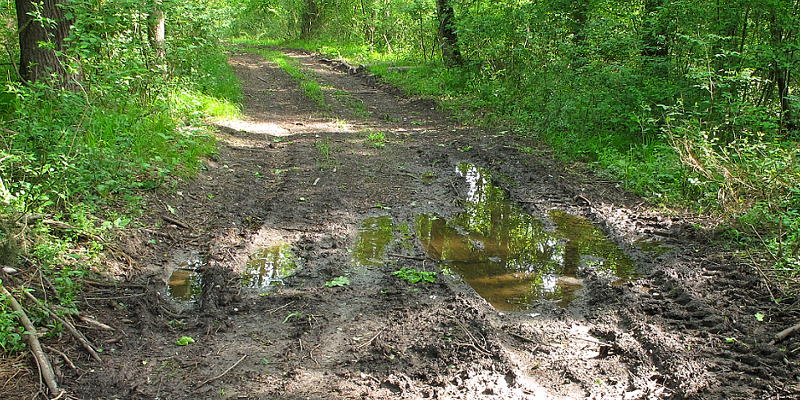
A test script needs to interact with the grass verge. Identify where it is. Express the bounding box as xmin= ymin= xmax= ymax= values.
xmin=0 ymin=47 xmax=241 ymax=353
